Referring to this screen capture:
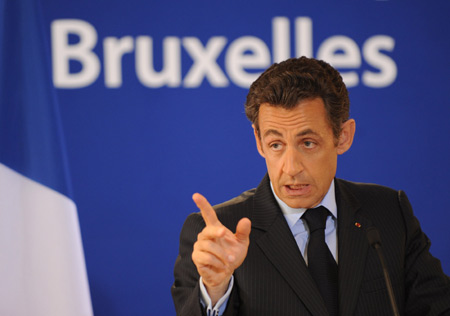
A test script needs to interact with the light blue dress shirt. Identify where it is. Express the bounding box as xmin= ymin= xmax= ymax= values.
xmin=200 ymin=180 xmax=338 ymax=316
xmin=272 ymin=180 xmax=338 ymax=264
